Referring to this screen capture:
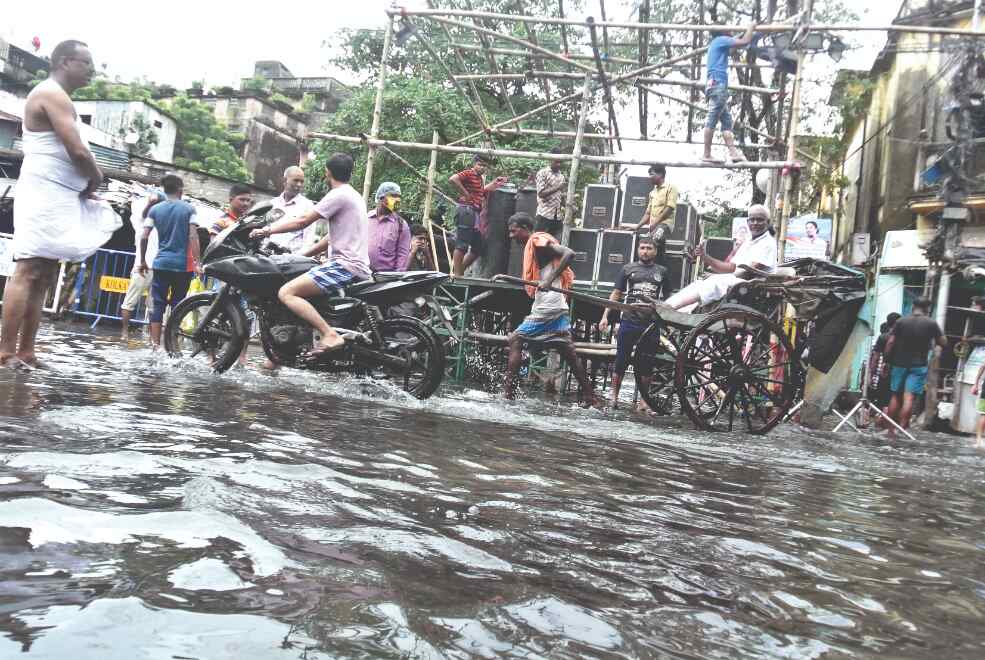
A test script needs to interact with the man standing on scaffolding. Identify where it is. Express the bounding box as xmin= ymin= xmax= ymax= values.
xmin=449 ymin=155 xmax=507 ymax=277
xmin=702 ymin=22 xmax=757 ymax=164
